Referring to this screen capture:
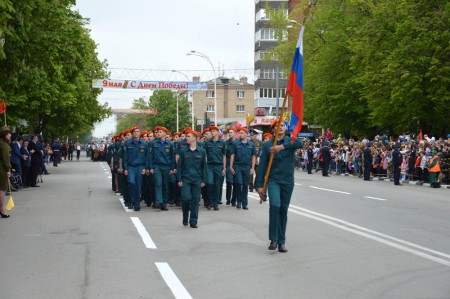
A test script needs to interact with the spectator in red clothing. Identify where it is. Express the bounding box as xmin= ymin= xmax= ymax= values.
xmin=326 ymin=128 xmax=332 ymax=141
